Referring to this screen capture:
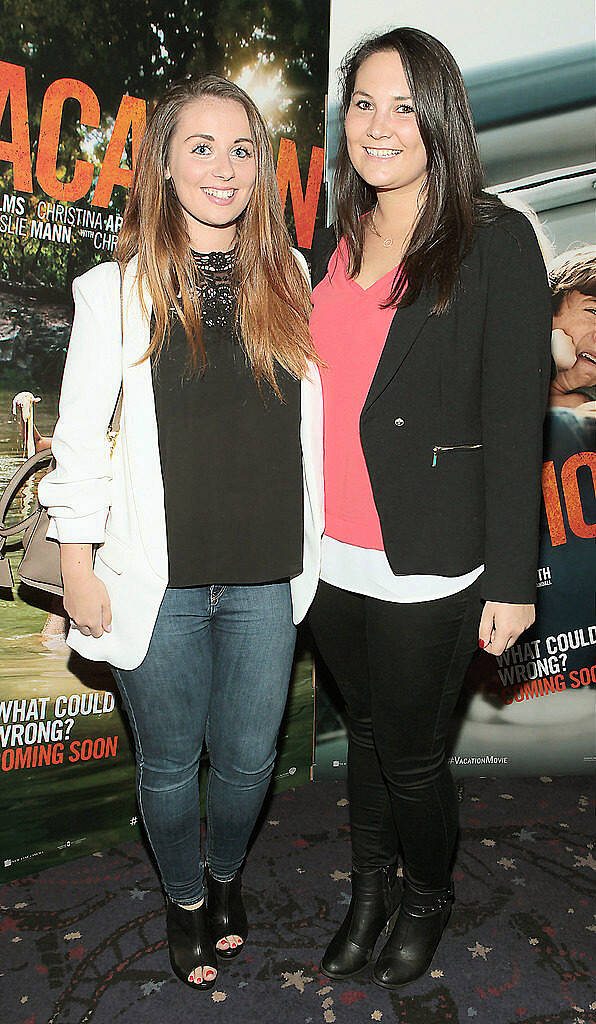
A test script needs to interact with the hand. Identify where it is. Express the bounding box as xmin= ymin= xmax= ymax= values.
xmin=60 ymin=544 xmax=112 ymax=638
xmin=549 ymin=328 xmax=596 ymax=405
xmin=478 ymin=601 xmax=535 ymax=656
xmin=574 ymin=400 xmax=596 ymax=419
xmin=550 ymin=329 xmax=576 ymax=371
xmin=63 ymin=572 xmax=112 ymax=638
